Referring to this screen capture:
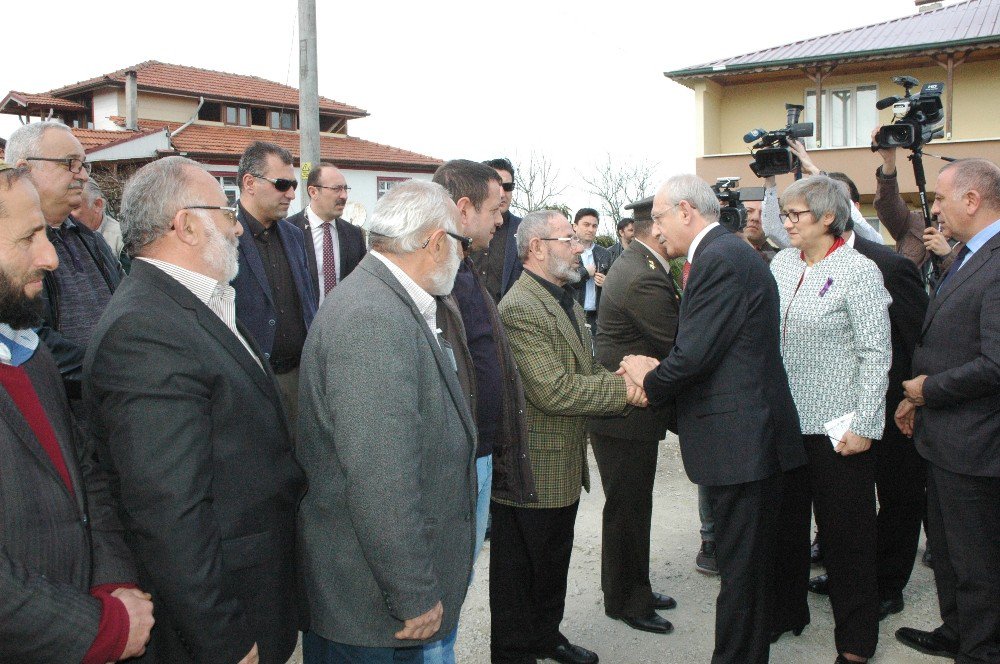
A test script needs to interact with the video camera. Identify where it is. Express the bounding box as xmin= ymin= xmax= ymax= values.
xmin=712 ymin=177 xmax=747 ymax=234
xmin=872 ymin=76 xmax=945 ymax=150
xmin=744 ymin=104 xmax=815 ymax=178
